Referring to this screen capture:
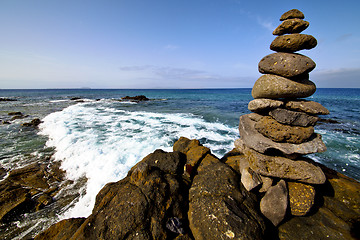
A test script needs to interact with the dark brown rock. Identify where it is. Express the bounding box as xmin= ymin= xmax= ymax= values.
xmin=288 ymin=181 xmax=315 ymax=216
xmin=189 ymin=159 xmax=266 ymax=240
xmin=270 ymin=34 xmax=317 ymax=52
xmin=22 ymin=118 xmax=42 ymax=127
xmin=258 ymin=53 xmax=316 ymax=78
xmin=255 ymin=116 xmax=314 ymax=144
xmin=260 ymin=180 xmax=288 ymax=226
xmin=248 ymin=98 xmax=284 ymax=113
xmin=173 ymin=137 xmax=200 ymax=154
xmin=280 ymin=9 xmax=305 ymax=21
xmin=286 ymin=100 xmax=330 ymax=115
xmin=252 ymin=74 xmax=316 ymax=99
xmin=69 ymin=150 xmax=189 ymax=240
xmin=273 ymin=19 xmax=309 ymax=35
xmin=8 ymin=112 xmax=22 ymax=116
xmin=237 ymin=139 xmax=326 ymax=184
xmin=237 ymin=114 xmax=327 ymax=155
xmin=0 ymin=98 xmax=17 ymax=101
xmin=278 ymin=166 xmax=360 ymax=240
xmin=121 ymin=95 xmax=149 ymax=101
xmin=269 ymin=108 xmax=319 ymax=127
xmin=35 ymin=218 xmax=86 ymax=240
xmin=0 ymin=186 xmax=32 ymax=222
